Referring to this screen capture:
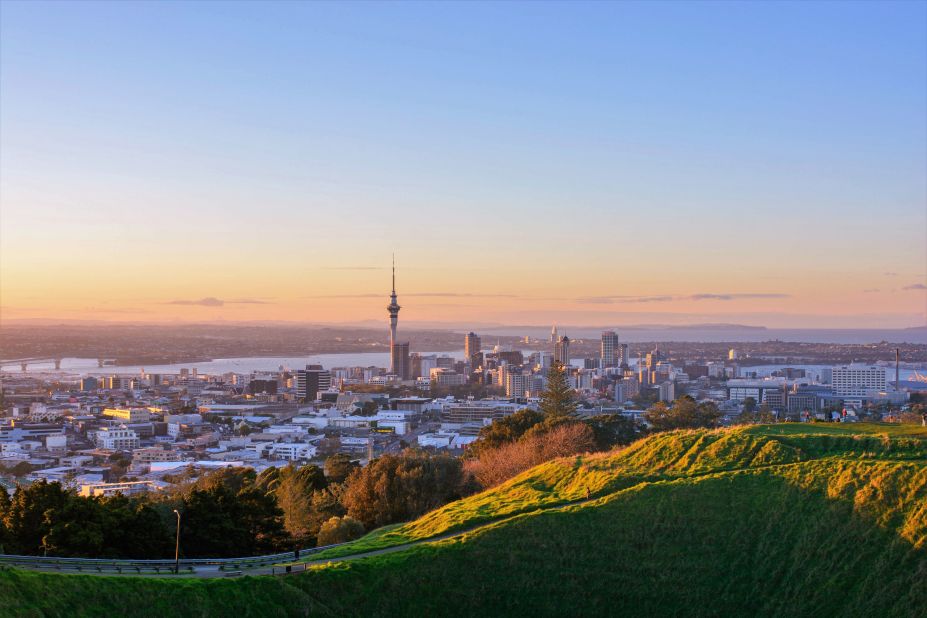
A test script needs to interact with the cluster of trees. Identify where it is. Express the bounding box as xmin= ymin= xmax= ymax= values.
xmin=644 ymin=395 xmax=722 ymax=431
xmin=0 ymin=449 xmax=474 ymax=559
xmin=0 ymin=481 xmax=170 ymax=557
